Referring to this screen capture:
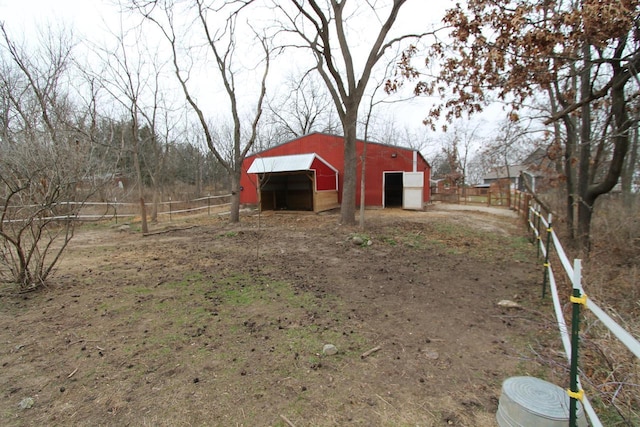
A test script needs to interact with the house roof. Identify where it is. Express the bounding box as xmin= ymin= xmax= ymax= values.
xmin=247 ymin=153 xmax=337 ymax=174
xmin=483 ymin=147 xmax=553 ymax=182
xmin=483 ymin=164 xmax=529 ymax=180
xmin=522 ymin=147 xmax=547 ymax=166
